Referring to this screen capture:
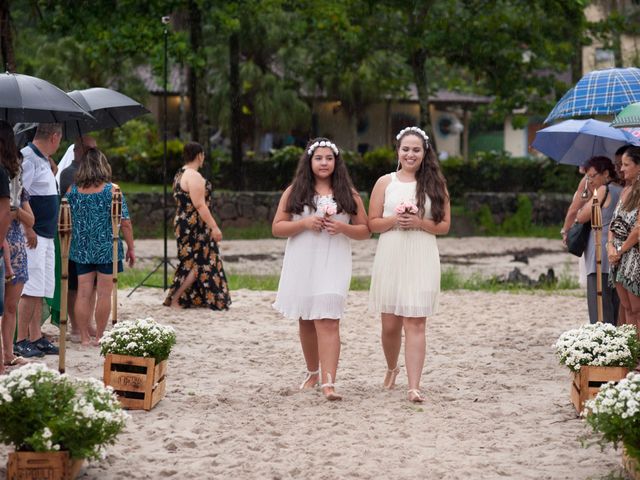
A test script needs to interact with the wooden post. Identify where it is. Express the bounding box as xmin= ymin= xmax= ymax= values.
xmin=111 ymin=187 xmax=122 ymax=325
xmin=591 ymin=189 xmax=603 ymax=323
xmin=57 ymin=199 xmax=71 ymax=374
